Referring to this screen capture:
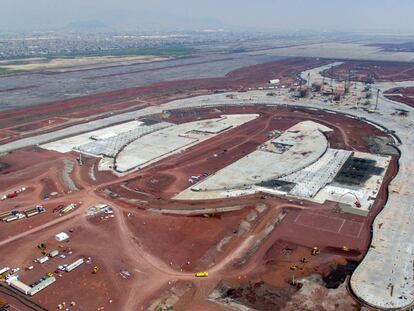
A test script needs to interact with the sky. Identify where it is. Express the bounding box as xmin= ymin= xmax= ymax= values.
xmin=1 ymin=0 xmax=414 ymax=32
